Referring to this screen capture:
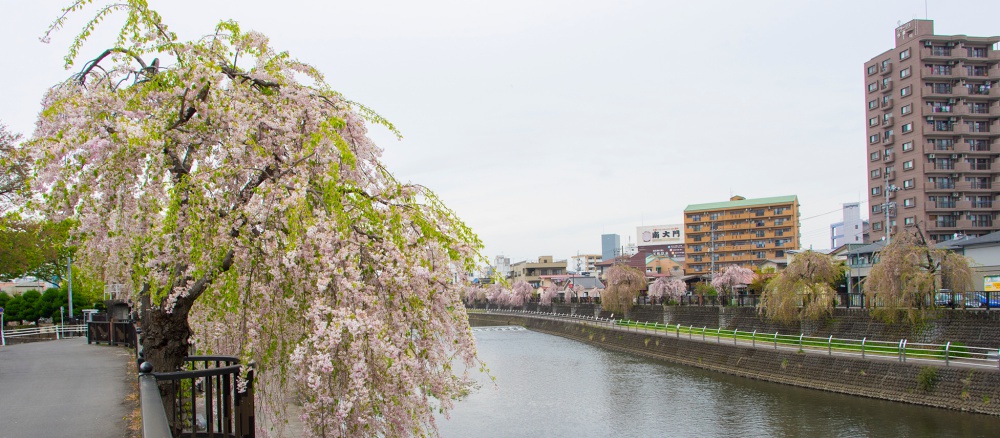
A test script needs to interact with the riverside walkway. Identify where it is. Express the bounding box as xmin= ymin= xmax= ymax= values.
xmin=471 ymin=308 xmax=1000 ymax=371
xmin=0 ymin=338 xmax=134 ymax=438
